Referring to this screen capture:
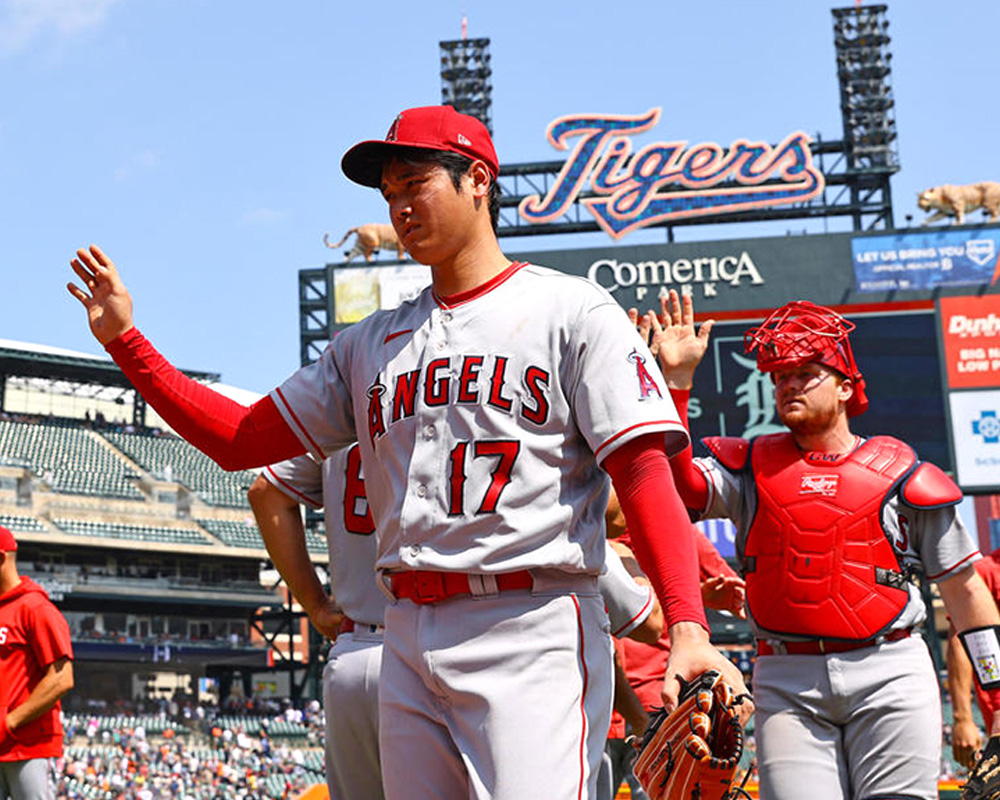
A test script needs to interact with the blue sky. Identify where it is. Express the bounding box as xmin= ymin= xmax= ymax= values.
xmin=3 ymin=0 xmax=998 ymax=394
